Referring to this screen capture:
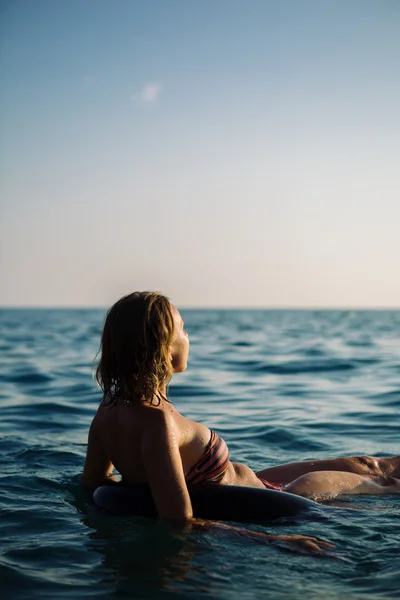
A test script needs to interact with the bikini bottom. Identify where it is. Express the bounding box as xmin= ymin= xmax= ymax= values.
xmin=257 ymin=477 xmax=284 ymax=492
